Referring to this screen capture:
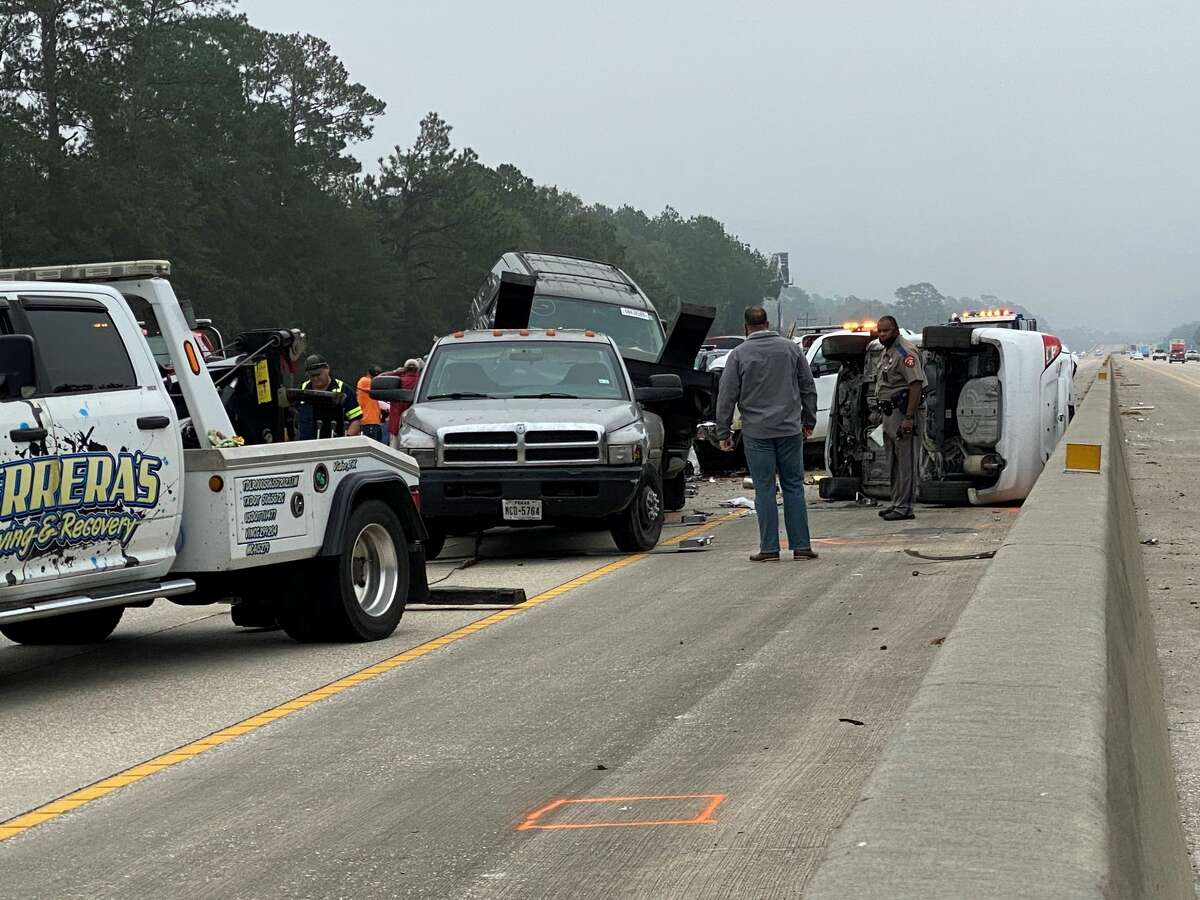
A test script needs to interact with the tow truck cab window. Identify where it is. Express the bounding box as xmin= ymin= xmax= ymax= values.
xmin=20 ymin=299 xmax=137 ymax=395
